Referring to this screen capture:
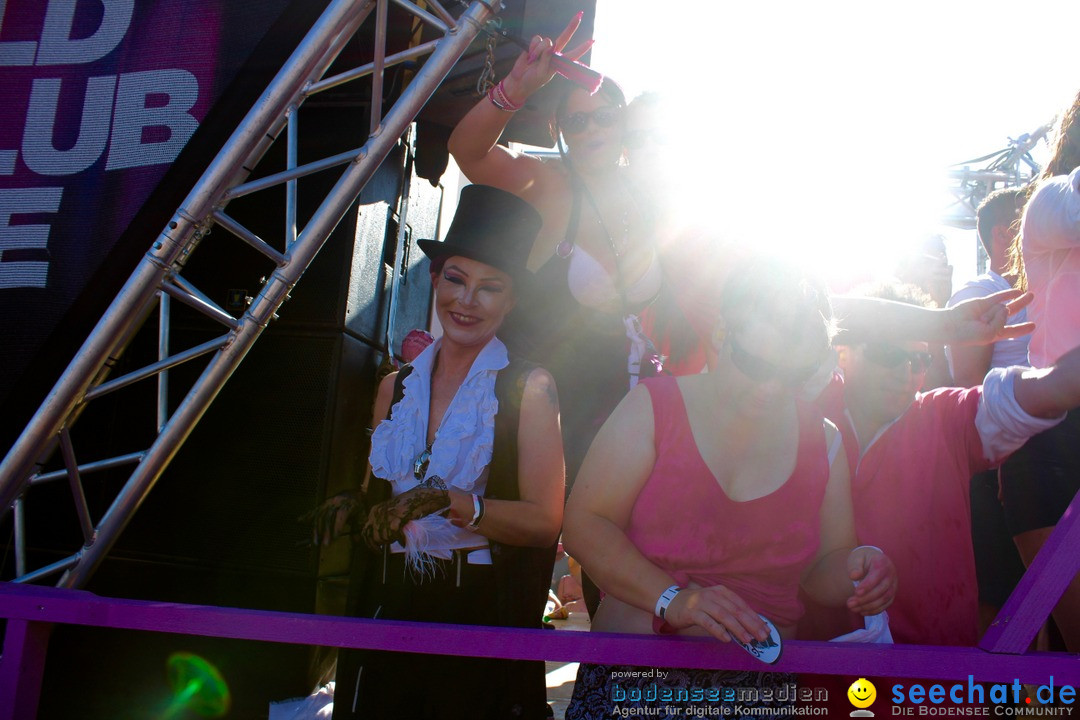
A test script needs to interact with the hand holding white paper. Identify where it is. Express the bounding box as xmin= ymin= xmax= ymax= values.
xmin=830 ymin=578 xmax=894 ymax=643
xmin=829 ymin=611 xmax=894 ymax=643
